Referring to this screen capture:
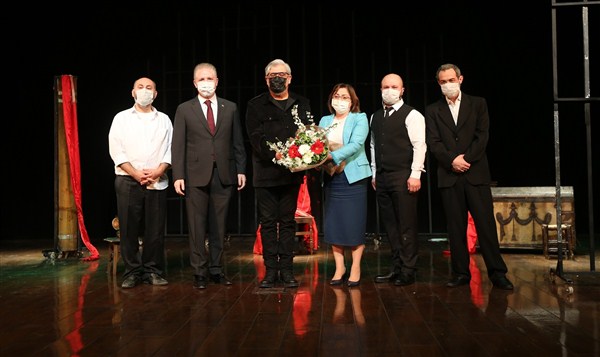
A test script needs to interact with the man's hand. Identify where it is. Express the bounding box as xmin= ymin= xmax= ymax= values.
xmin=237 ymin=174 xmax=247 ymax=190
xmin=407 ymin=177 xmax=421 ymax=193
xmin=174 ymin=179 xmax=185 ymax=196
xmin=452 ymin=154 xmax=471 ymax=173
